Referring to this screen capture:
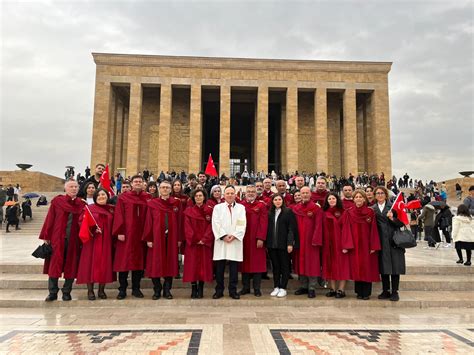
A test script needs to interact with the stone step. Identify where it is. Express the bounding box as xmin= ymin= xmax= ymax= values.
xmin=0 ymin=273 xmax=472 ymax=292
xmin=0 ymin=288 xmax=471 ymax=309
